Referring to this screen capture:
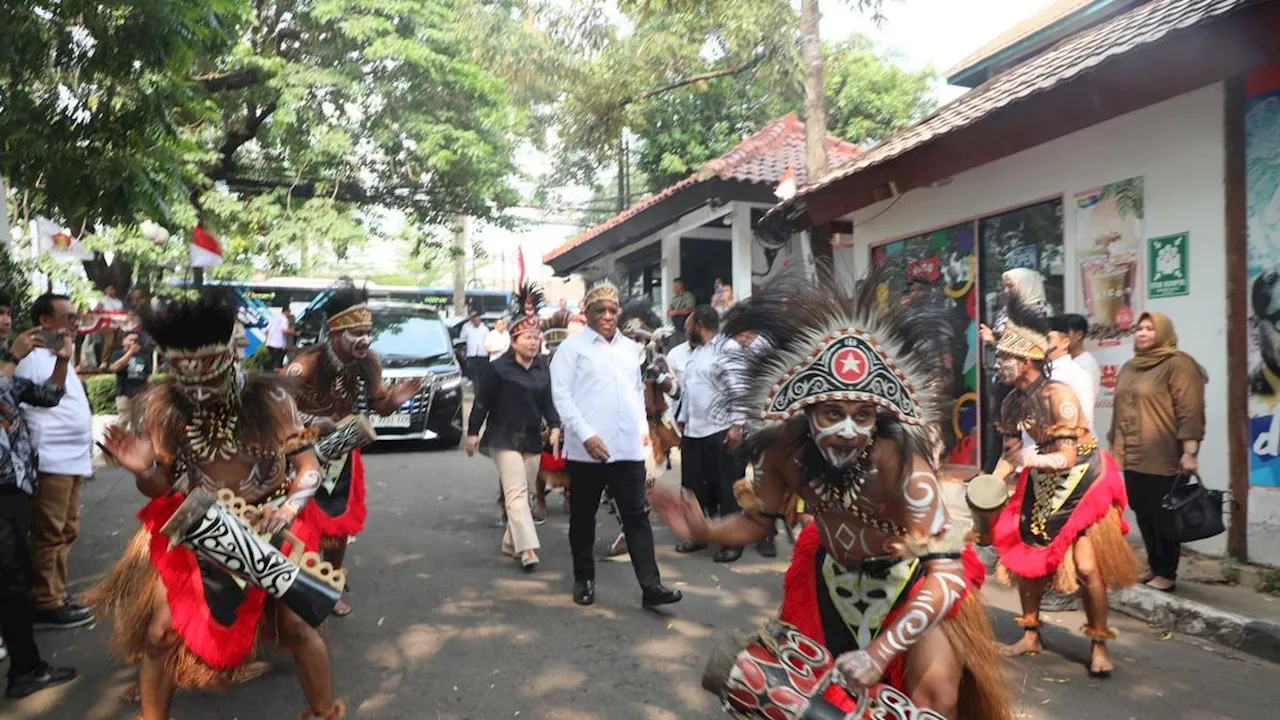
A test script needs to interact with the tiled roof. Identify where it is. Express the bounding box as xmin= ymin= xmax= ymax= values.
xmin=946 ymin=0 xmax=1101 ymax=79
xmin=800 ymin=0 xmax=1256 ymax=202
xmin=543 ymin=114 xmax=860 ymax=264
